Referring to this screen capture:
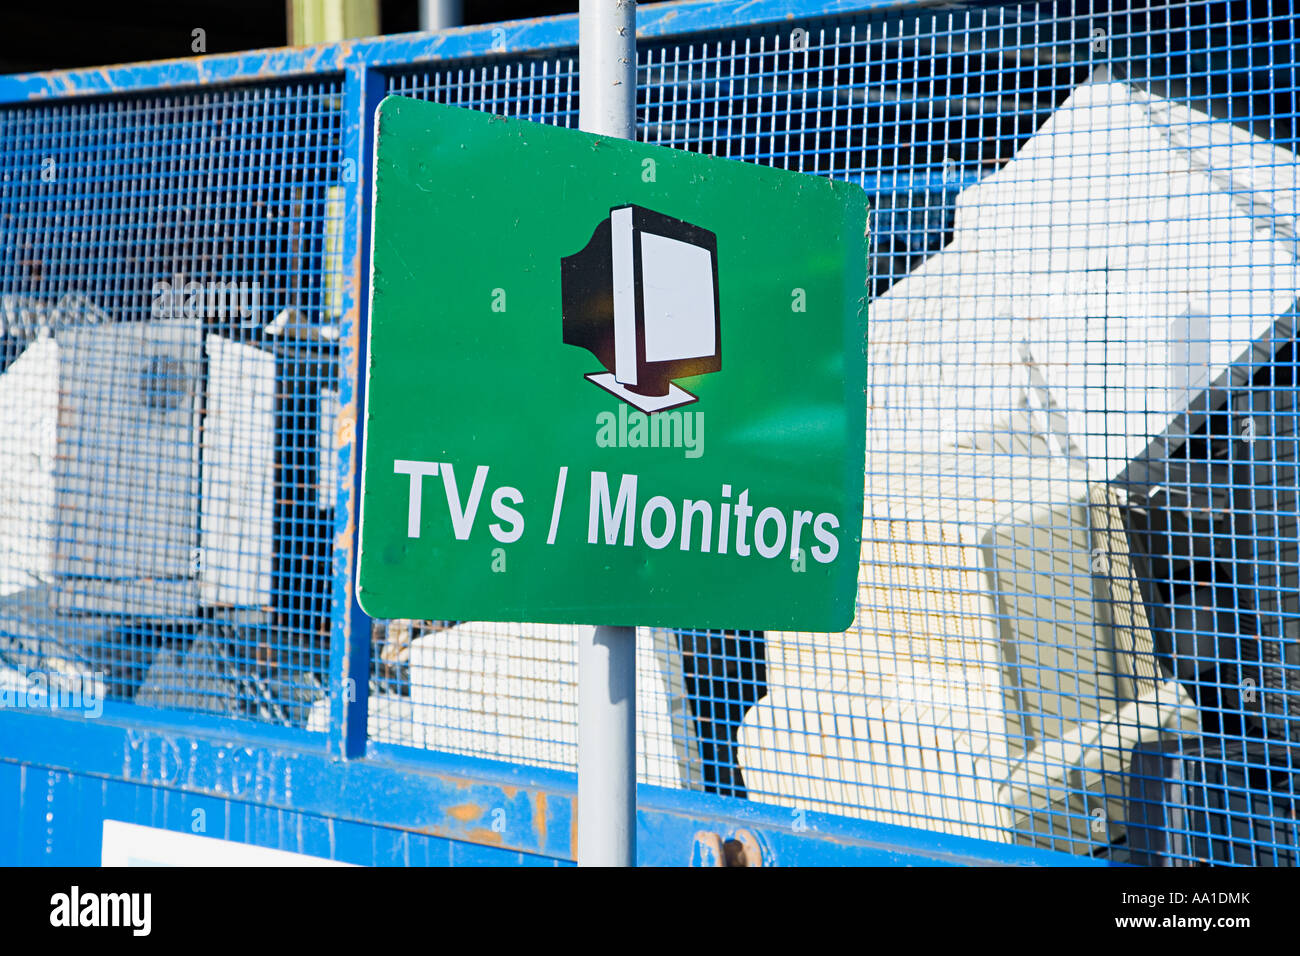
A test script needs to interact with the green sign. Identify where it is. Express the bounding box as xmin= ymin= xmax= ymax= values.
xmin=357 ymin=96 xmax=868 ymax=631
